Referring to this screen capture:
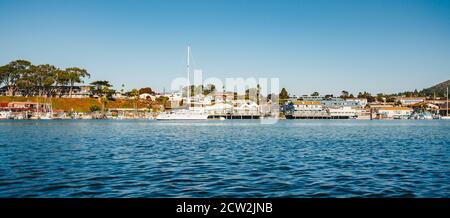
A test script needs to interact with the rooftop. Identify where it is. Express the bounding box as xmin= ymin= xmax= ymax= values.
xmin=293 ymin=101 xmax=322 ymax=105
xmin=378 ymin=107 xmax=412 ymax=111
